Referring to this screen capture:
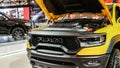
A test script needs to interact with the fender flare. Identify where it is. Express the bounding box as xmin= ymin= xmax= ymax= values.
xmin=107 ymin=34 xmax=120 ymax=53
